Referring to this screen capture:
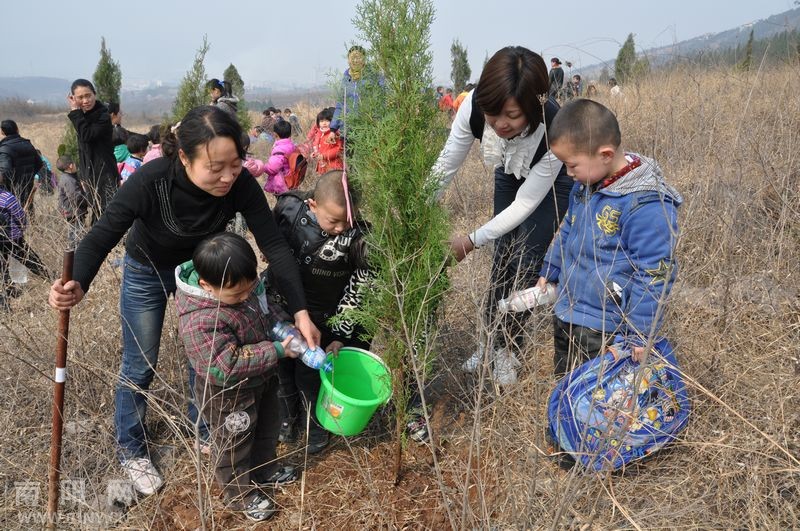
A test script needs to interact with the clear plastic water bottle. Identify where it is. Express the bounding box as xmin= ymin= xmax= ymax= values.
xmin=271 ymin=321 xmax=333 ymax=371
xmin=497 ymin=284 xmax=557 ymax=313
xmin=8 ymin=257 xmax=28 ymax=285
